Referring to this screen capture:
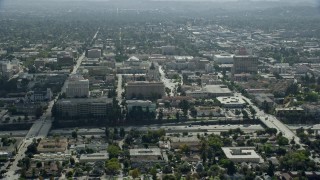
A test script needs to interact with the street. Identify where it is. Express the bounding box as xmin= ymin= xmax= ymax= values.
xmin=3 ymin=28 xmax=100 ymax=180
